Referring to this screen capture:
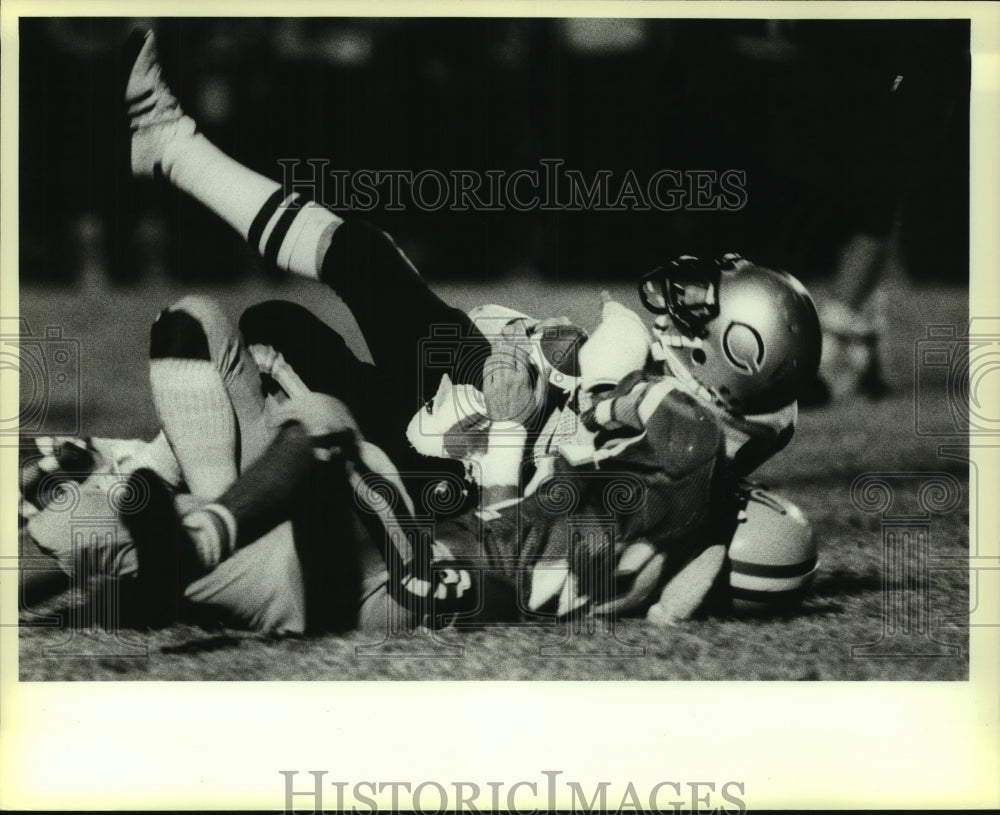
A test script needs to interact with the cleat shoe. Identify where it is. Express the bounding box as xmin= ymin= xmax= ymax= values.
xmin=122 ymin=29 xmax=196 ymax=178
xmin=118 ymin=468 xmax=201 ymax=628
